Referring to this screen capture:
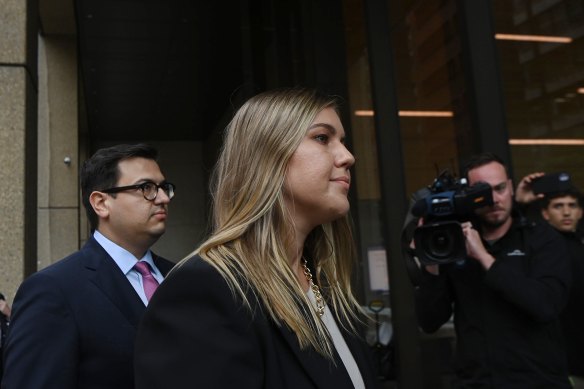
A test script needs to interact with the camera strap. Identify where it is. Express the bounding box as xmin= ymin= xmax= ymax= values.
xmin=401 ymin=188 xmax=434 ymax=288
xmin=401 ymin=219 xmax=425 ymax=287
